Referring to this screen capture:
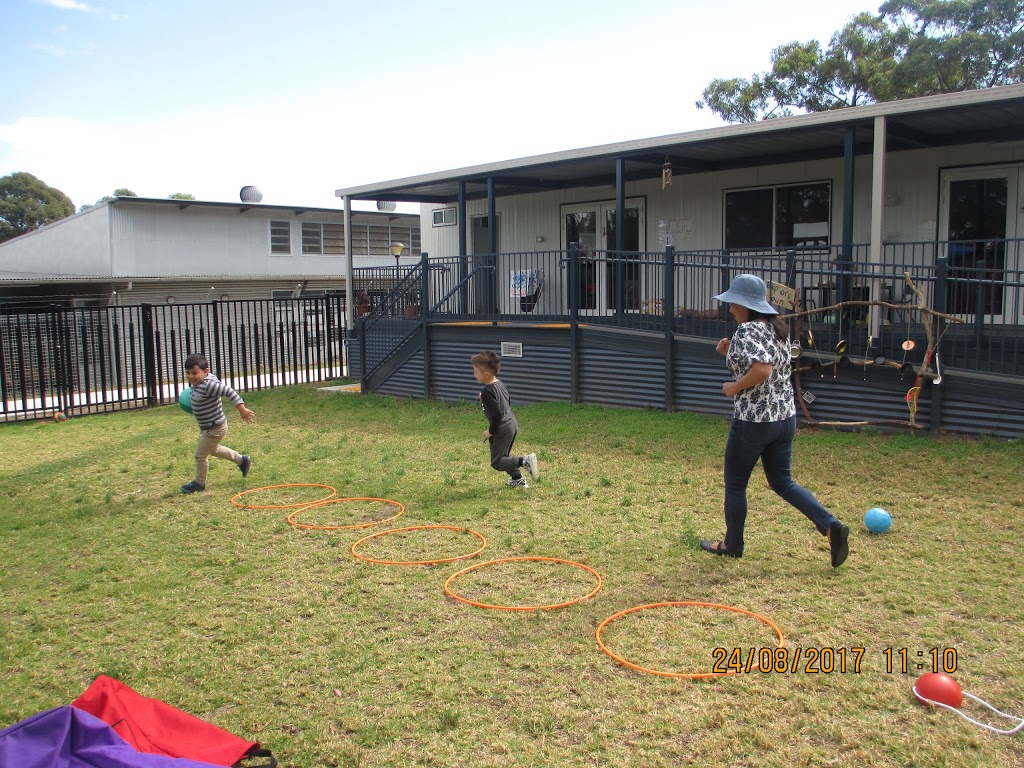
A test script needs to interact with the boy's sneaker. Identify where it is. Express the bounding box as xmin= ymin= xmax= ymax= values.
xmin=239 ymin=455 xmax=251 ymax=478
xmin=180 ymin=481 xmax=205 ymax=494
xmin=524 ymin=453 xmax=540 ymax=481
xmin=506 ymin=477 xmax=529 ymax=489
